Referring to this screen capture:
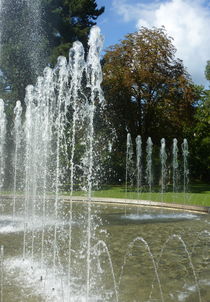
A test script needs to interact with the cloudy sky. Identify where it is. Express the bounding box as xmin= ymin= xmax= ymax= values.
xmin=97 ymin=0 xmax=210 ymax=87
